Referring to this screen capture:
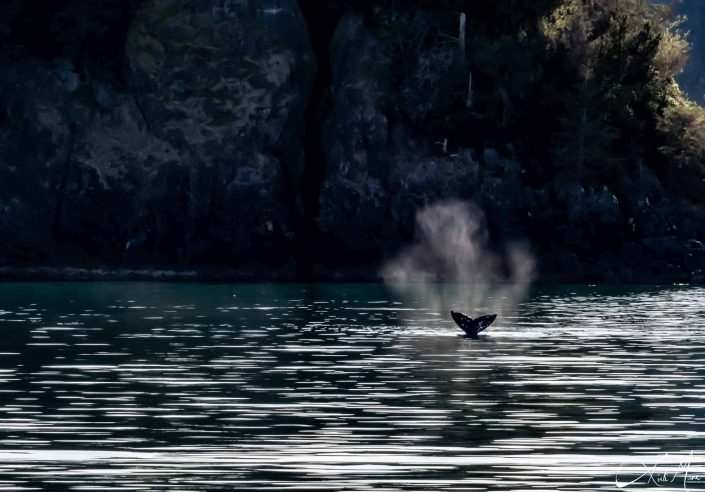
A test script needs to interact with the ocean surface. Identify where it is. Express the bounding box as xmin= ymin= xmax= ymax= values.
xmin=1 ymin=282 xmax=705 ymax=491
